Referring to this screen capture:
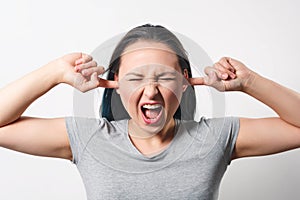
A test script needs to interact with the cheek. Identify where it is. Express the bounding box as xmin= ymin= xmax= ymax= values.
xmin=159 ymin=81 xmax=184 ymax=103
xmin=119 ymin=91 xmax=131 ymax=111
xmin=119 ymin=88 xmax=142 ymax=115
xmin=159 ymin=87 xmax=182 ymax=109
